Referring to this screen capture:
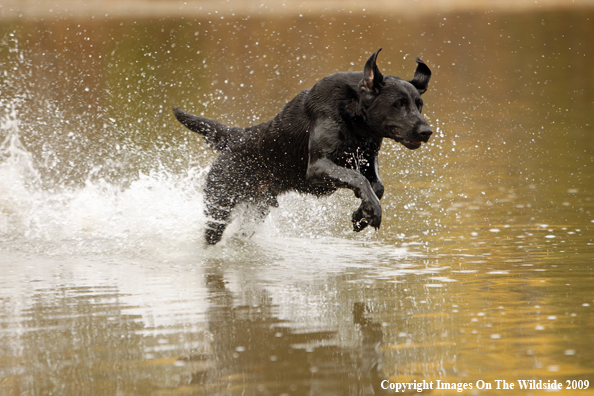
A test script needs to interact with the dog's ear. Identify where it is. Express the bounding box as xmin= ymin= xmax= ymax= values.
xmin=360 ymin=48 xmax=384 ymax=92
xmin=409 ymin=57 xmax=431 ymax=95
